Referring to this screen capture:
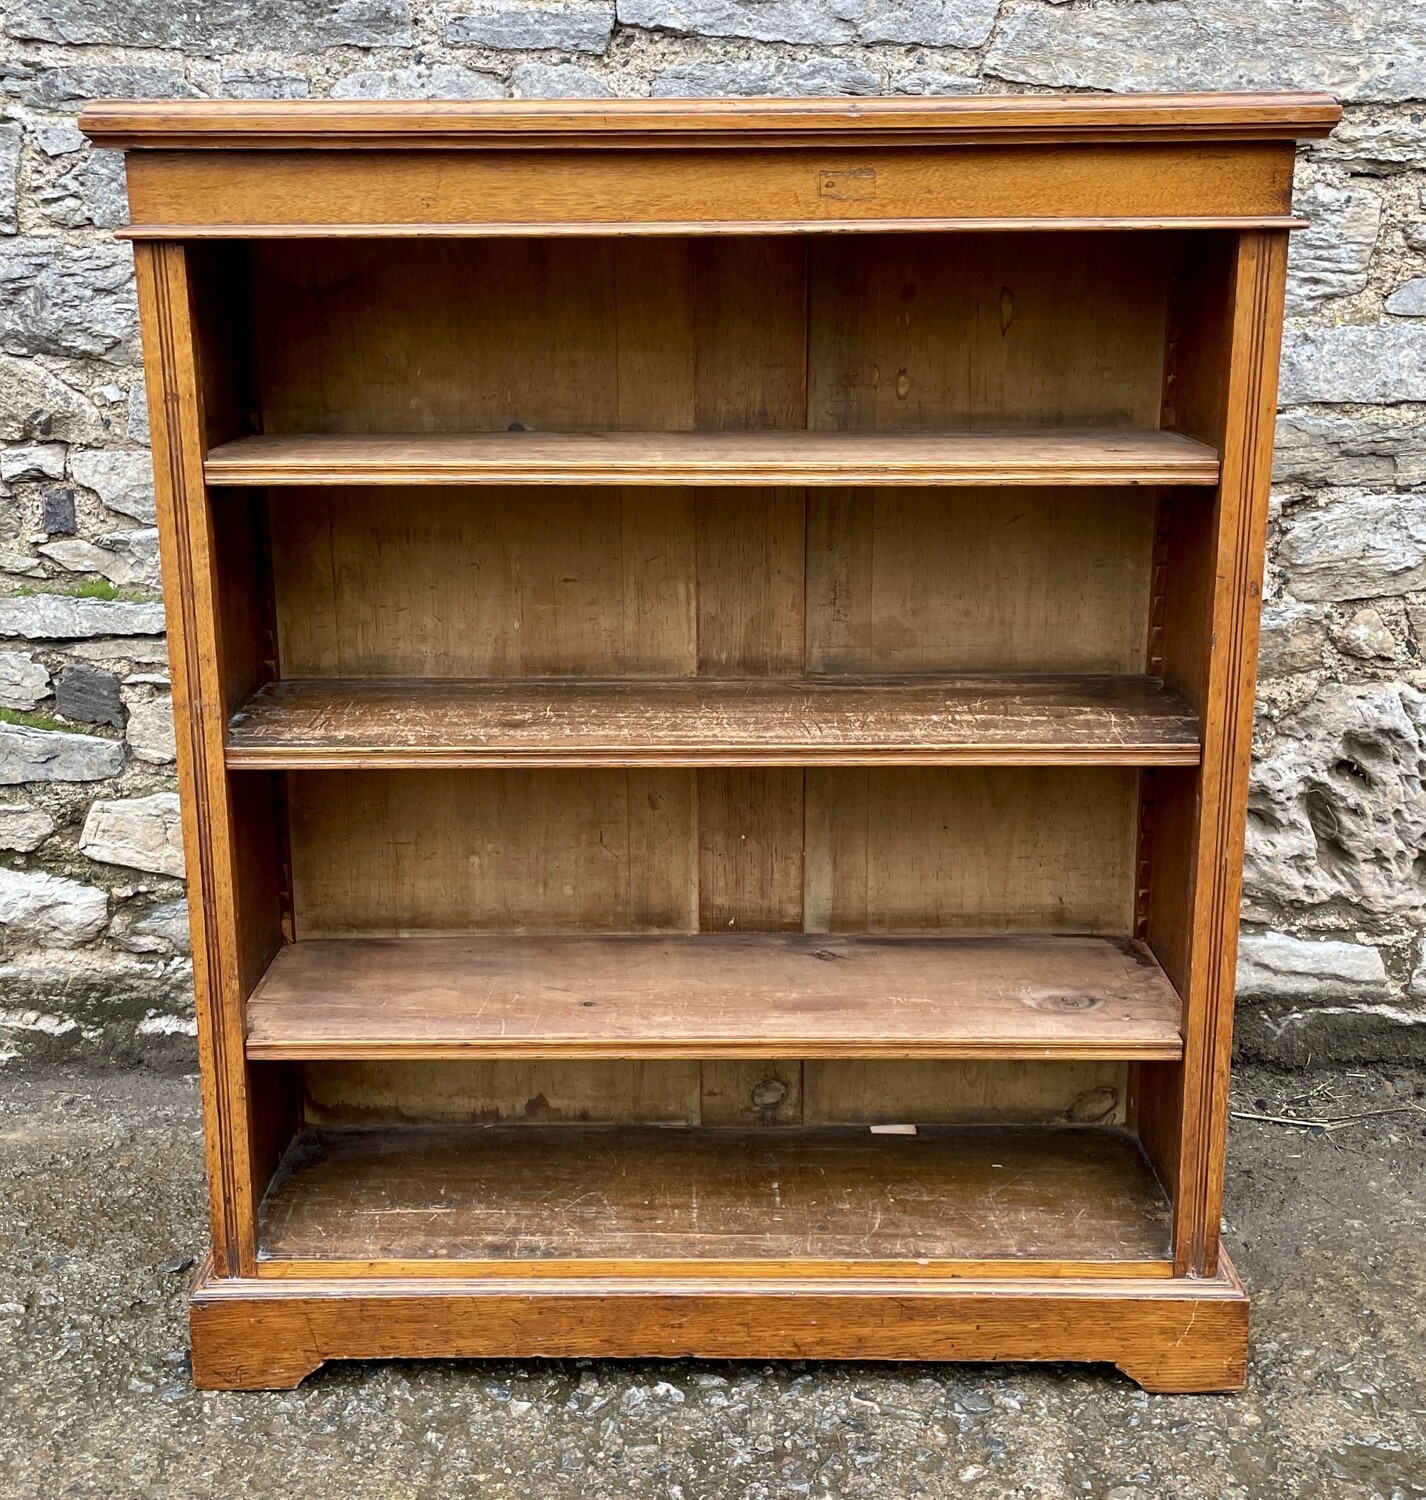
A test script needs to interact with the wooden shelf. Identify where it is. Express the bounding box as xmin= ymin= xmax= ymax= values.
xmin=245 ymin=933 xmax=1183 ymax=1062
xmin=203 ymin=428 xmax=1220 ymax=488
xmin=226 ymin=675 xmax=1201 ymax=770
xmin=257 ymin=1122 xmax=1173 ymax=1266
